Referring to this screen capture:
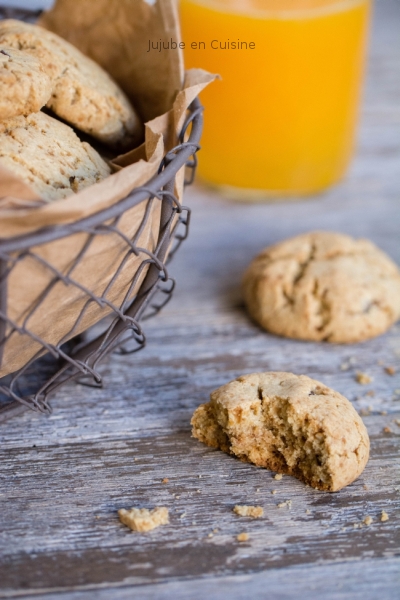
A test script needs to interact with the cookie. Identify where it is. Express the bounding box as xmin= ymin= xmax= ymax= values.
xmin=0 ymin=111 xmax=111 ymax=202
xmin=0 ymin=46 xmax=52 ymax=119
xmin=191 ymin=372 xmax=370 ymax=492
xmin=243 ymin=231 xmax=400 ymax=343
xmin=0 ymin=20 xmax=142 ymax=148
